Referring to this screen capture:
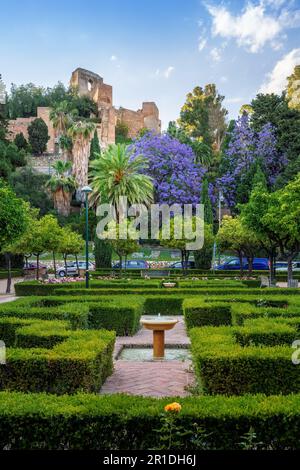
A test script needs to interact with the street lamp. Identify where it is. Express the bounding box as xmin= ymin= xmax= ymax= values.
xmin=81 ymin=185 xmax=92 ymax=288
